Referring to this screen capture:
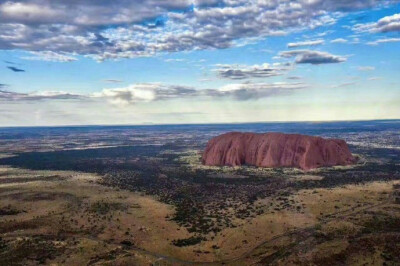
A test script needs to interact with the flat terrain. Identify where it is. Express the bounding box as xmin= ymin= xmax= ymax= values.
xmin=0 ymin=121 xmax=399 ymax=265
xmin=1 ymin=166 xmax=399 ymax=265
